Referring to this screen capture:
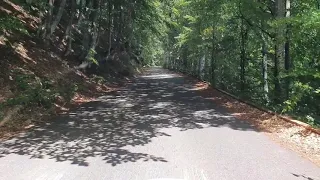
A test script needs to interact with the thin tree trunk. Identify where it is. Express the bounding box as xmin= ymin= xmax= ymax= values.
xmin=95 ymin=0 xmax=104 ymax=48
xmin=211 ymin=28 xmax=216 ymax=86
xmin=76 ymin=0 xmax=85 ymax=26
xmin=274 ymin=44 xmax=281 ymax=101
xmin=240 ymin=17 xmax=247 ymax=92
xmin=90 ymin=2 xmax=100 ymax=50
xmin=85 ymin=0 xmax=100 ymax=60
xmin=274 ymin=0 xmax=285 ymax=103
xmin=116 ymin=5 xmax=122 ymax=50
xmin=41 ymin=0 xmax=55 ymax=40
xmin=284 ymin=0 xmax=291 ymax=99
xmin=198 ymin=50 xmax=201 ymax=78
xmin=64 ymin=0 xmax=76 ymax=56
xmin=37 ymin=10 xmax=47 ymax=37
xmin=182 ymin=45 xmax=188 ymax=73
xmin=107 ymin=1 xmax=113 ymax=57
xmin=63 ymin=0 xmax=76 ymax=41
xmin=80 ymin=0 xmax=92 ymax=59
xmin=119 ymin=6 xmax=124 ymax=47
xmin=49 ymin=0 xmax=67 ymax=37
xmin=256 ymin=0 xmax=269 ymax=102
xmin=261 ymin=30 xmax=269 ymax=102
xmin=126 ymin=2 xmax=134 ymax=47
xmin=197 ymin=19 xmax=202 ymax=78
xmin=200 ymin=52 xmax=206 ymax=80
